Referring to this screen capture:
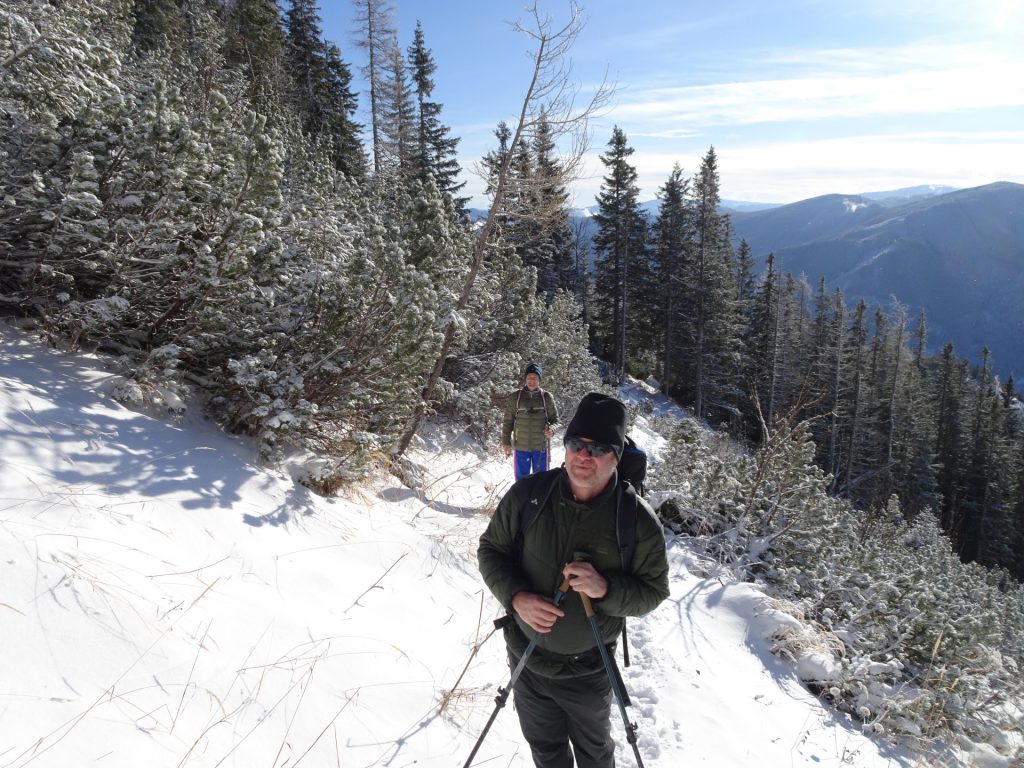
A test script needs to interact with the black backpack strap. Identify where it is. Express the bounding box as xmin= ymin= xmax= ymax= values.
xmin=510 ymin=387 xmax=524 ymax=448
xmin=514 ymin=468 xmax=564 ymax=557
xmin=616 ymin=480 xmax=641 ymax=667
xmin=615 ymin=478 xmax=640 ymax=570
